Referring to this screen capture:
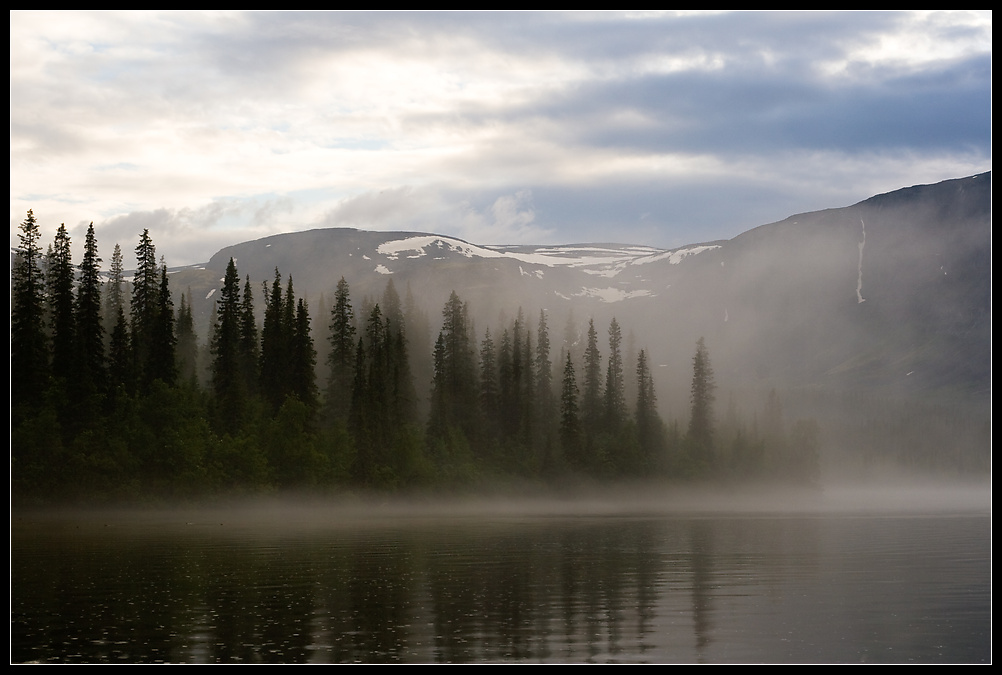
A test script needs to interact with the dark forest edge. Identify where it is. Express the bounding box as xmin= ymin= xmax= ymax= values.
xmin=15 ymin=212 xmax=828 ymax=506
